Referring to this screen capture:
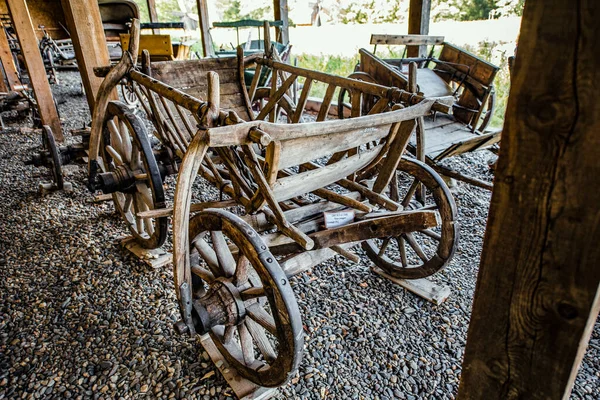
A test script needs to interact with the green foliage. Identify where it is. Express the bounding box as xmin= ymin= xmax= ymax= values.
xmin=131 ymin=0 xmax=150 ymax=22
xmin=432 ymin=0 xmax=524 ymax=21
xmin=215 ymin=0 xmax=272 ymax=22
